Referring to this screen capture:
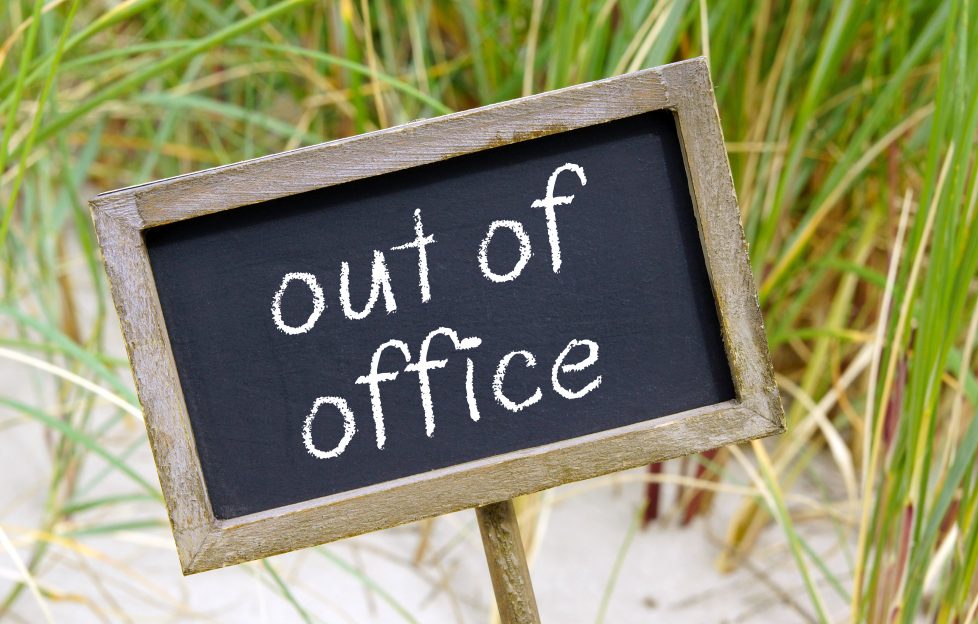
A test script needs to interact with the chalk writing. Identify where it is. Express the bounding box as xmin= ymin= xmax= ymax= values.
xmin=269 ymin=164 xmax=603 ymax=459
